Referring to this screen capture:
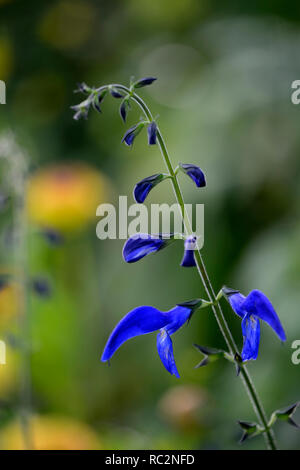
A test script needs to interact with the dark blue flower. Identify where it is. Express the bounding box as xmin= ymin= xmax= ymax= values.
xmin=123 ymin=234 xmax=174 ymax=263
xmin=110 ymin=88 xmax=123 ymax=99
xmin=179 ymin=163 xmax=206 ymax=188
xmin=122 ymin=123 xmax=144 ymax=146
xmin=223 ymin=287 xmax=286 ymax=362
xmin=147 ymin=121 xmax=157 ymax=145
xmin=32 ymin=278 xmax=51 ymax=297
xmin=180 ymin=236 xmax=197 ymax=267
xmin=133 ymin=173 xmax=165 ymax=203
xmin=42 ymin=228 xmax=64 ymax=246
xmin=133 ymin=77 xmax=157 ymax=89
xmin=101 ymin=299 xmax=202 ymax=377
